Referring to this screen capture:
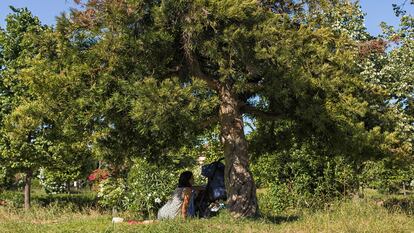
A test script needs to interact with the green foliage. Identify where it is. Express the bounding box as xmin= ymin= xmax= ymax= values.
xmin=57 ymin=0 xmax=398 ymax=174
xmin=33 ymin=193 xmax=98 ymax=210
xmin=0 ymin=1 xmax=413 ymax=216
xmin=259 ymin=182 xmax=292 ymax=213
xmin=358 ymin=14 xmax=414 ymax=159
xmin=252 ymin=142 xmax=359 ymax=210
xmin=125 ymin=159 xmax=179 ymax=218
xmin=0 ymin=190 xmax=24 ymax=208
xmin=249 ymin=6 xmax=414 ymax=207
xmin=97 ymin=177 xmax=127 ymax=210
xmin=97 ymin=159 xmax=182 ymax=218
xmin=38 ymin=167 xmax=93 ymax=194
xmin=38 ymin=169 xmax=68 ymax=194
xmin=361 ymin=159 xmax=414 ymax=194
xmin=198 ymin=128 xmax=224 ymax=164
xmin=129 ymin=77 xmax=219 ymax=152
xmin=0 ymin=7 xmax=98 ymax=208
xmin=0 ymin=7 xmax=49 ymax=175
xmin=0 ymin=190 xmax=97 ymax=209
xmin=0 ymin=166 xmax=7 ymax=188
